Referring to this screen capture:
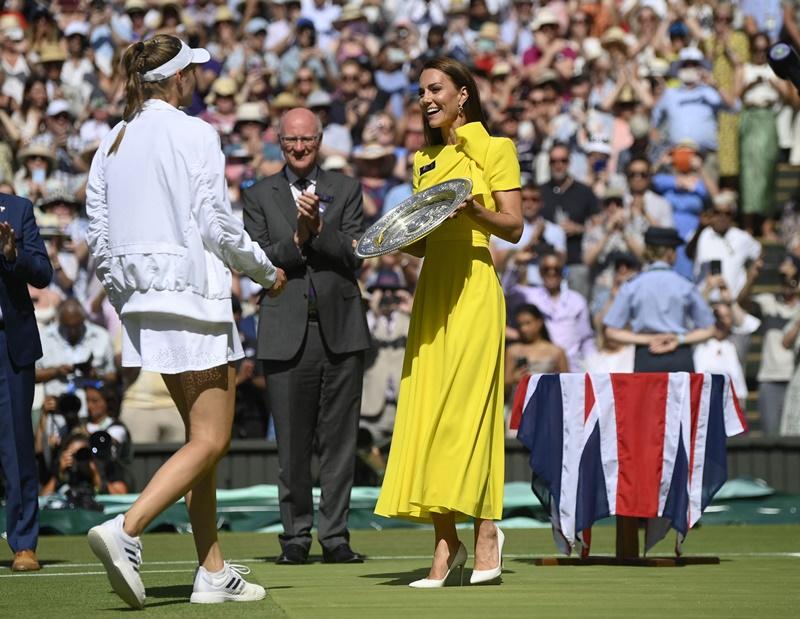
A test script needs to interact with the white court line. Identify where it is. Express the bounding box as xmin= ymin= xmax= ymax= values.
xmin=2 ymin=551 xmax=799 ymax=577
xmin=0 ymin=568 xmax=197 ymax=578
